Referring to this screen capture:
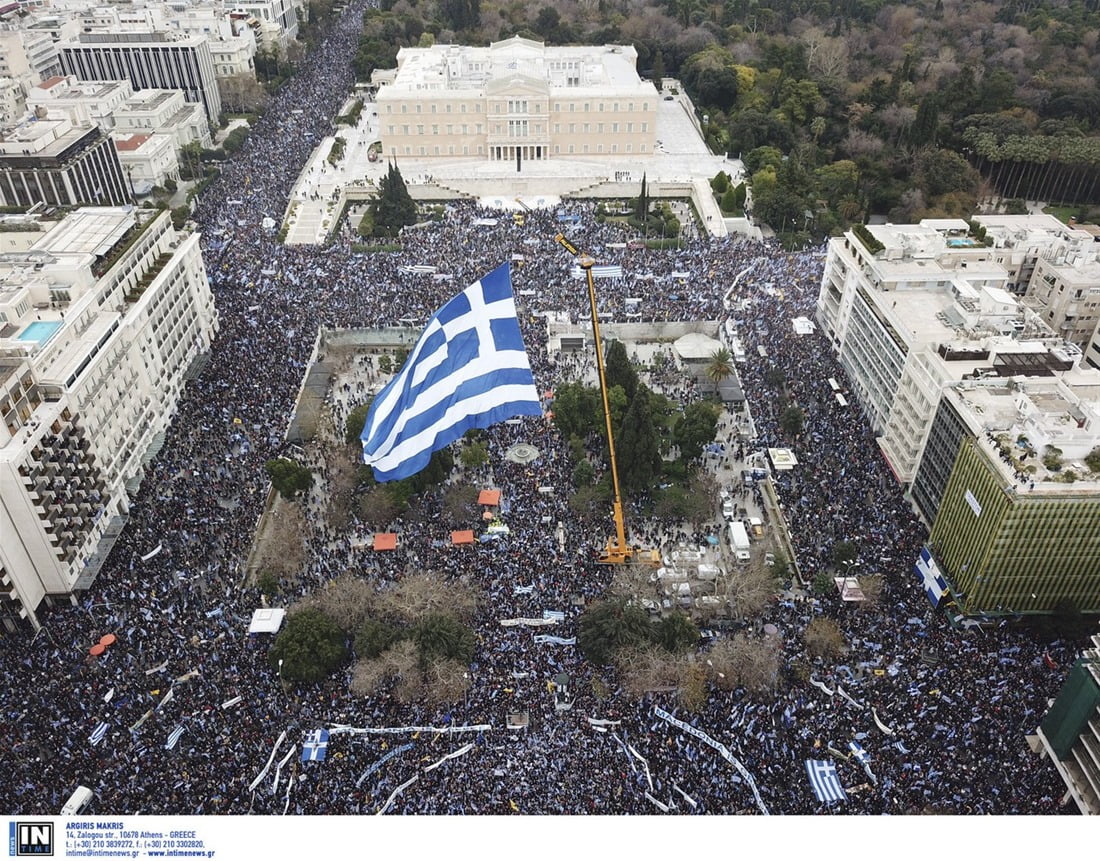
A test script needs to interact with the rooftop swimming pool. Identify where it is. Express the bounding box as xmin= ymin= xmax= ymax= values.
xmin=15 ymin=320 xmax=63 ymax=345
xmin=946 ymin=238 xmax=980 ymax=248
